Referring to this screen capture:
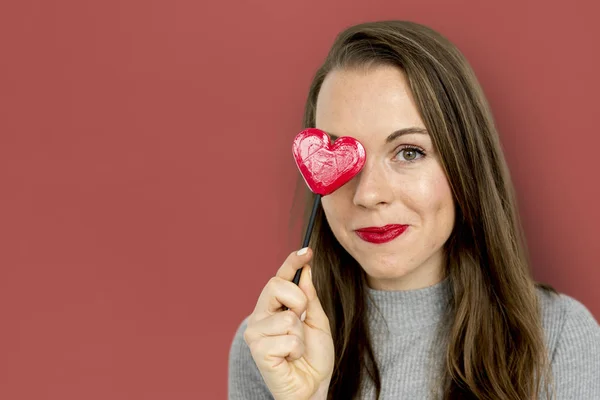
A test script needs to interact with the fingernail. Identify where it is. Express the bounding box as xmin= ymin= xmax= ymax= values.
xmin=301 ymin=311 xmax=306 ymax=322
xmin=308 ymin=268 xmax=312 ymax=280
xmin=297 ymin=247 xmax=308 ymax=256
